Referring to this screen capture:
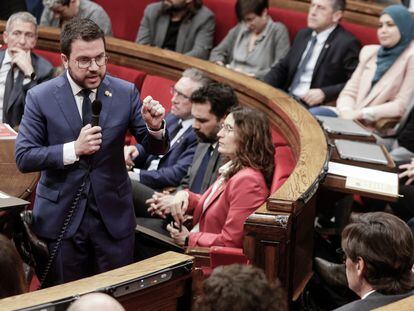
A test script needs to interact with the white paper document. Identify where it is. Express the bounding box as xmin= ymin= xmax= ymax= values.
xmin=328 ymin=162 xmax=399 ymax=197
